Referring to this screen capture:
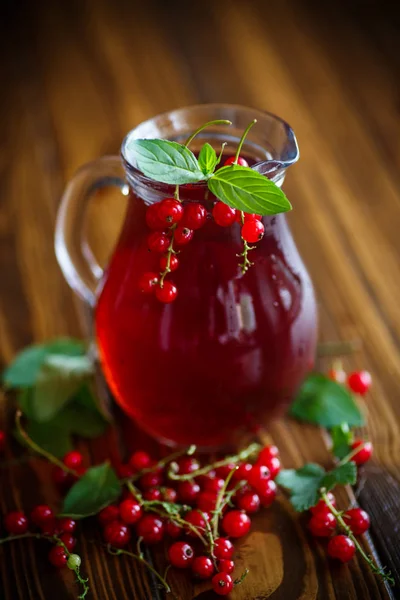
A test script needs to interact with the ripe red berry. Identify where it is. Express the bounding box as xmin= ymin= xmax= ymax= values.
xmin=166 ymin=520 xmax=182 ymax=539
xmin=129 ymin=450 xmax=152 ymax=471
xmin=59 ymin=533 xmax=76 ymax=551
xmin=327 ymin=535 xmax=356 ymax=563
xmin=155 ymin=281 xmax=178 ymax=303
xmin=215 ymin=463 xmax=236 ymax=479
xmin=176 ymin=456 xmax=200 ymax=475
xmin=212 ymin=572 xmax=233 ymax=596
xmin=136 ymin=515 xmax=164 ymax=545
xmin=157 ymin=198 xmax=184 ymax=226
xmin=40 ymin=519 xmax=60 ymax=536
xmin=103 ymin=521 xmax=131 ymax=548
xmin=222 ymin=510 xmax=251 ymax=538
xmin=347 ymin=370 xmax=372 ymax=396
xmin=343 ymin=508 xmax=370 ymax=535
xmin=138 ymin=469 xmax=163 ymax=489
xmin=162 ymin=488 xmax=178 ymax=503
xmin=203 ymin=477 xmax=225 ymax=493
xmin=51 ymin=466 xmax=74 ymax=491
xmin=0 ymin=430 xmax=6 ymax=452
xmin=197 ymin=491 xmax=218 ymax=513
xmin=257 ymin=445 xmax=279 ymax=464
xmin=168 ymin=541 xmax=194 ymax=568
xmin=48 ymin=545 xmax=67 ymax=568
xmin=310 ymin=493 xmax=336 ymax=515
xmin=237 ymin=491 xmax=260 ymax=514
xmin=257 ymin=479 xmax=277 ymax=507
xmin=116 ymin=463 xmax=135 ymax=479
xmin=241 ymin=220 xmax=265 ymax=243
xmin=182 ymin=203 xmax=207 ymax=230
xmin=178 ymin=481 xmax=200 ymax=504
xmin=58 ymin=518 xmax=76 ymax=534
xmin=31 ymin=505 xmax=54 ymax=527
xmin=217 ymin=559 xmax=235 ymax=574
xmin=223 ymin=156 xmax=249 ymax=167
xmin=148 ymin=231 xmax=170 ymax=253
xmin=327 ymin=368 xmax=347 ymax=384
xmin=232 ymin=462 xmax=253 ymax=482
xmin=263 ymin=456 xmax=281 ymax=479
xmin=4 ymin=511 xmax=28 ymax=534
xmin=174 ymin=226 xmax=194 ymax=246
xmin=214 ymin=537 xmax=234 ymax=559
xmin=192 ymin=555 xmax=215 ymax=579
xmin=308 ymin=511 xmax=336 ymax=537
xmin=212 ymin=202 xmax=236 ymax=227
xmin=160 ymin=254 xmax=179 ymax=272
xmin=143 ymin=488 xmax=162 ymax=501
xmin=119 ymin=498 xmax=143 ymax=525
xmin=235 ymin=211 xmax=262 ymax=223
xmin=184 ymin=510 xmax=207 ymax=537
xmin=98 ymin=505 xmax=120 ymax=525
xmin=350 ymin=440 xmax=373 ymax=465
xmin=63 ymin=450 xmax=83 ymax=470
xmin=146 ymin=203 xmax=165 ymax=230
xmin=247 ymin=464 xmax=270 ymax=489
xmin=139 ymin=272 xmax=159 ymax=293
